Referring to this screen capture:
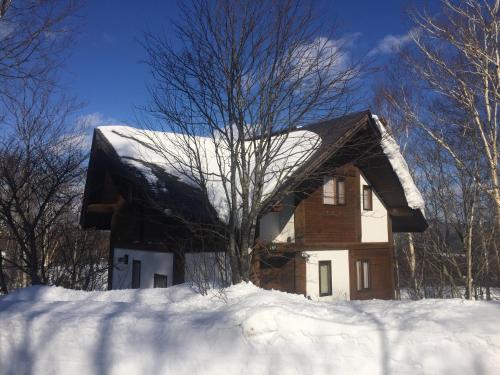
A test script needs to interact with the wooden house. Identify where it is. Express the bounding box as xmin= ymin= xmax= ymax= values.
xmin=81 ymin=110 xmax=427 ymax=300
